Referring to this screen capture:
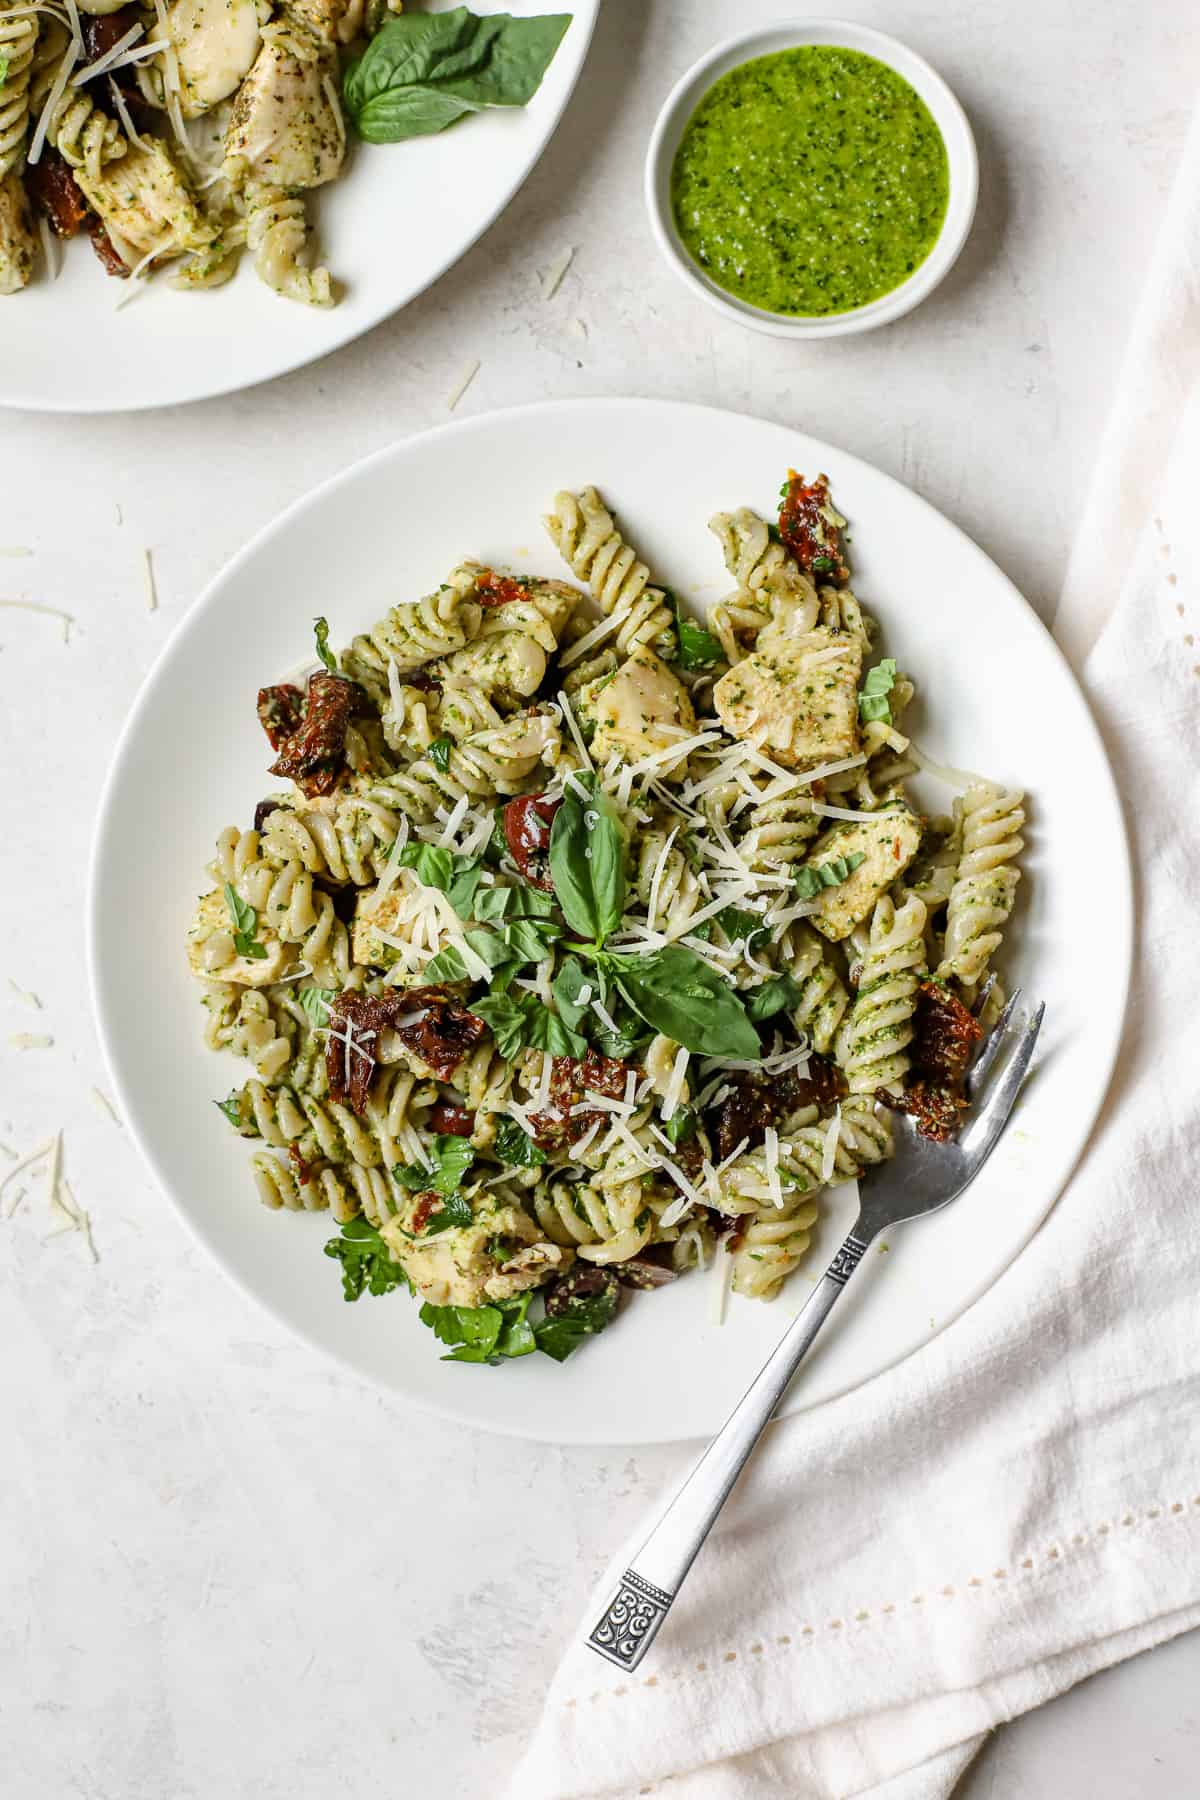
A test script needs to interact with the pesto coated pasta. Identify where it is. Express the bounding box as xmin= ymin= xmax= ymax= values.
xmin=189 ymin=474 xmax=1027 ymax=1368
